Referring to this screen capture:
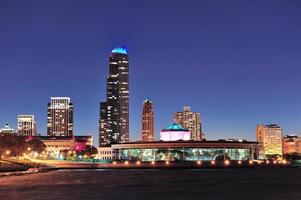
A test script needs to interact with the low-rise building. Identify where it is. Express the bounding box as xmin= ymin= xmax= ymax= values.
xmin=35 ymin=135 xmax=93 ymax=155
xmin=97 ymin=147 xmax=113 ymax=160
xmin=102 ymin=140 xmax=261 ymax=161
xmin=0 ymin=124 xmax=17 ymax=135
xmin=283 ymin=135 xmax=301 ymax=154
